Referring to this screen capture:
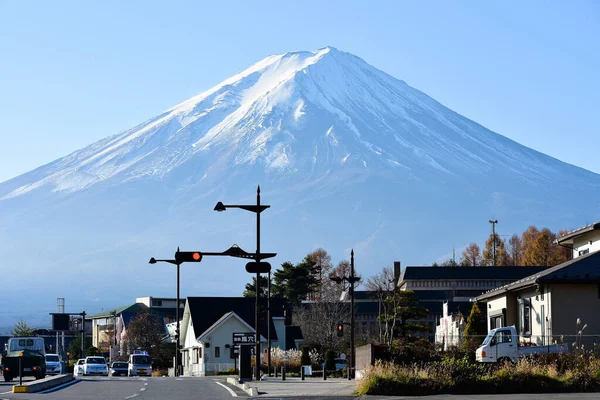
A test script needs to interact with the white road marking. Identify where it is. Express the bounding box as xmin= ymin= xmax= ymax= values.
xmin=140 ymin=387 xmax=146 ymax=391
xmin=144 ymin=382 xmax=148 ymax=385
xmin=215 ymin=381 xmax=238 ymax=397
xmin=125 ymin=394 xmax=139 ymax=399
